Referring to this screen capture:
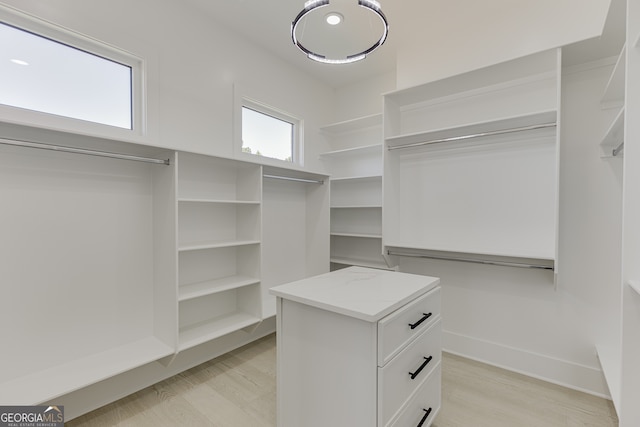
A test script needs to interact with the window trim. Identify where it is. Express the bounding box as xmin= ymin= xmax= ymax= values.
xmin=234 ymin=86 xmax=304 ymax=167
xmin=0 ymin=4 xmax=146 ymax=140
